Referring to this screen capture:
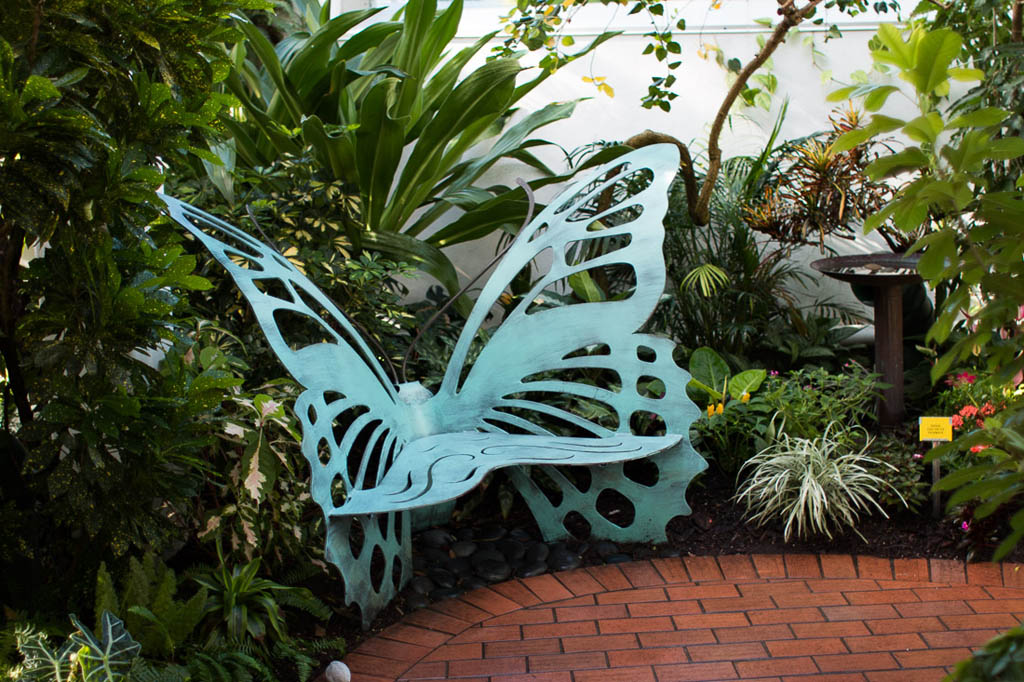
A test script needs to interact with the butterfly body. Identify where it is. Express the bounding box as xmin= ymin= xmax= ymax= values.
xmin=161 ymin=144 xmax=707 ymax=626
